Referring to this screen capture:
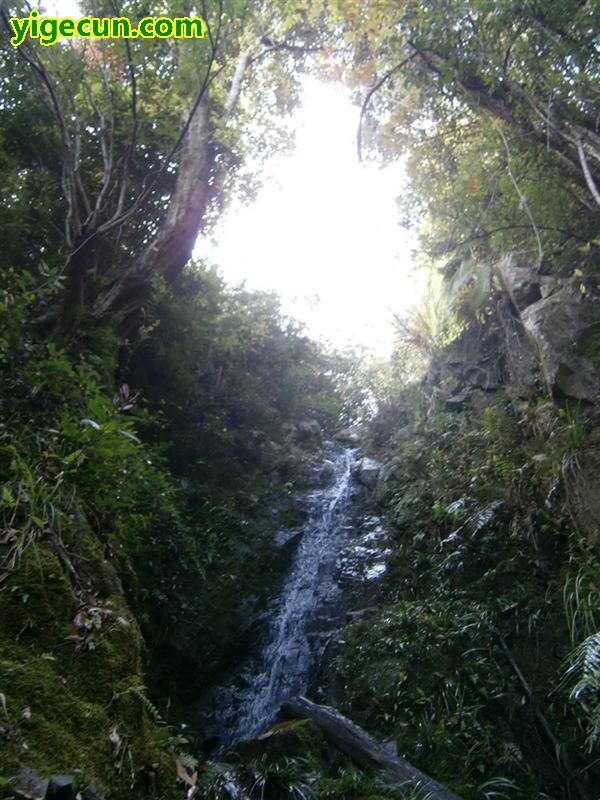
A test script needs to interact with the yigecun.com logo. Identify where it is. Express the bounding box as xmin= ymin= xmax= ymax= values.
xmin=8 ymin=10 xmax=205 ymax=47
